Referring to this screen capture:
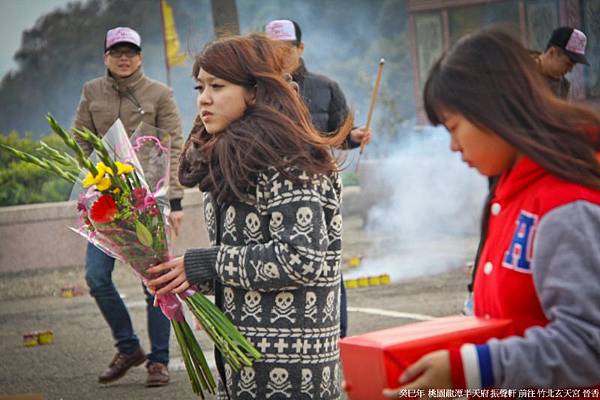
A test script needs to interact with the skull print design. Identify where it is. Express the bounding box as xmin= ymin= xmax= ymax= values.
xmin=269 ymin=211 xmax=285 ymax=238
xmin=304 ymin=291 xmax=317 ymax=323
xmin=241 ymin=290 xmax=262 ymax=322
xmin=323 ymin=290 xmax=336 ymax=322
xmin=291 ymin=207 xmax=314 ymax=243
xmin=266 ymin=367 xmax=292 ymax=398
xmin=236 ymin=366 xmax=257 ymax=397
xmin=270 ymin=291 xmax=296 ymax=323
xmin=301 ymin=368 xmax=314 ymax=397
xmin=243 ymin=212 xmax=263 ymax=243
xmin=223 ymin=206 xmax=237 ymax=241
